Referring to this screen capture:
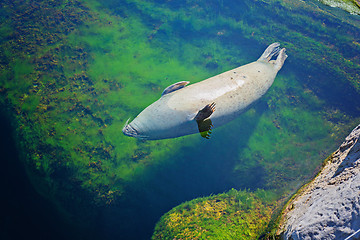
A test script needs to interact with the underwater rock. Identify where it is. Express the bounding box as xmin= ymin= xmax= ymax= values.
xmin=318 ymin=0 xmax=360 ymax=15
xmin=278 ymin=124 xmax=360 ymax=239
